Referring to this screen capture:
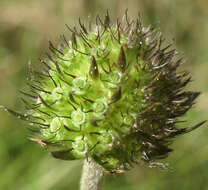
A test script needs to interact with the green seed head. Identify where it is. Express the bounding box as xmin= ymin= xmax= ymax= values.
xmin=1 ymin=11 xmax=206 ymax=173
